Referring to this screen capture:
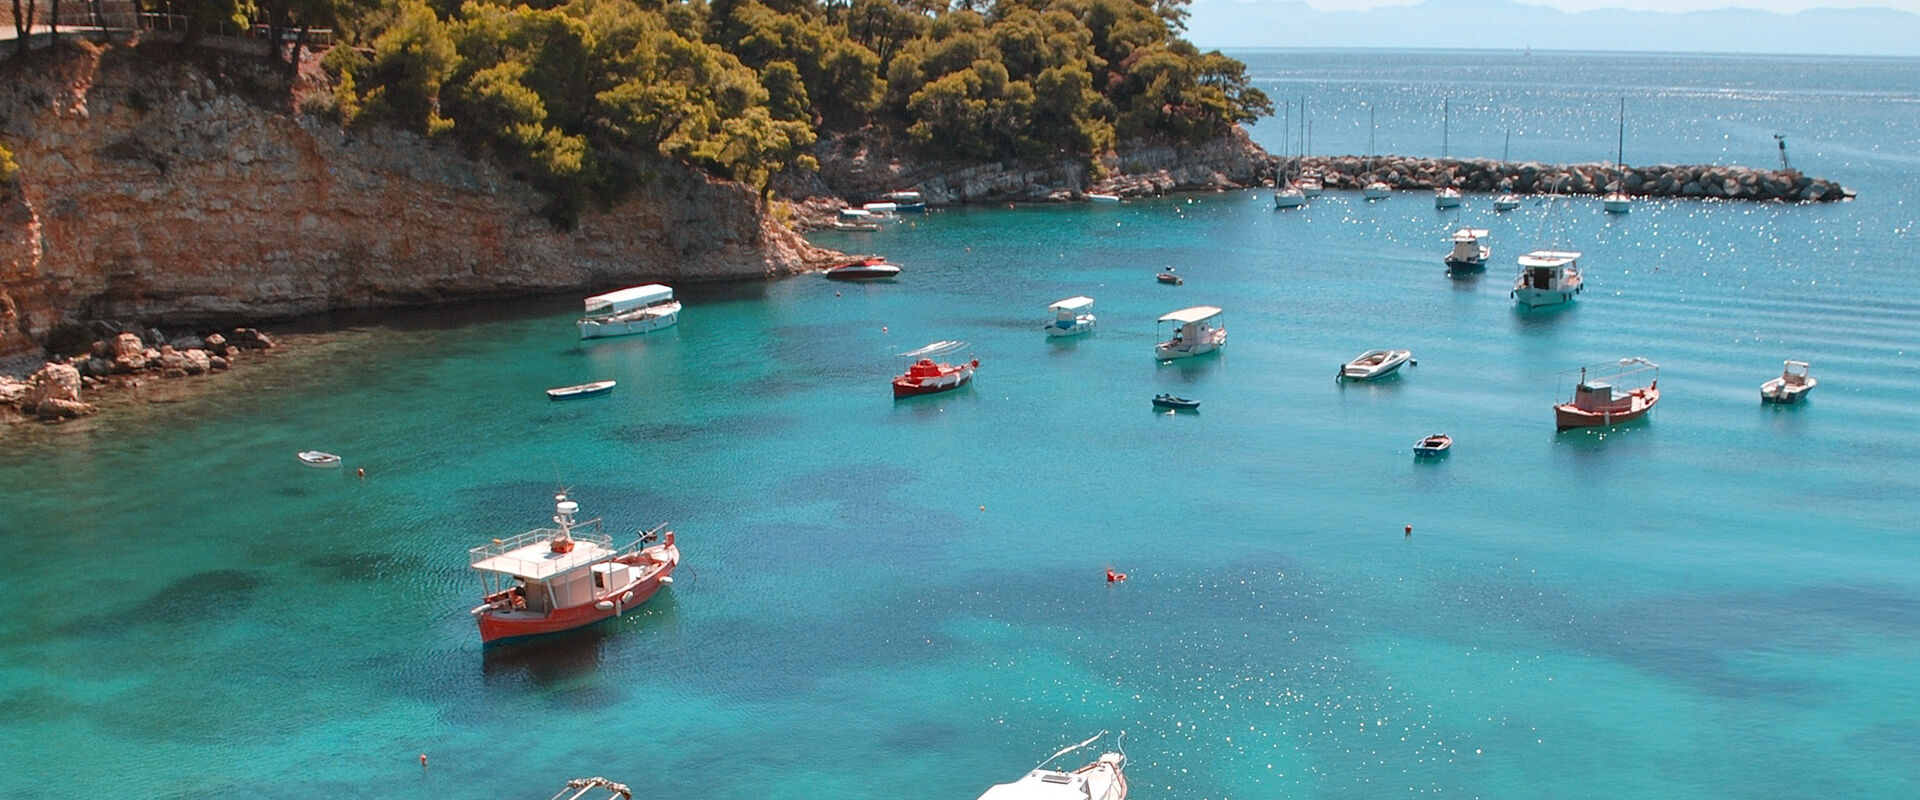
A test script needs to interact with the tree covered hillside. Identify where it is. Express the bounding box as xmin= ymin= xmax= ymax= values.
xmin=273 ymin=0 xmax=1268 ymax=222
